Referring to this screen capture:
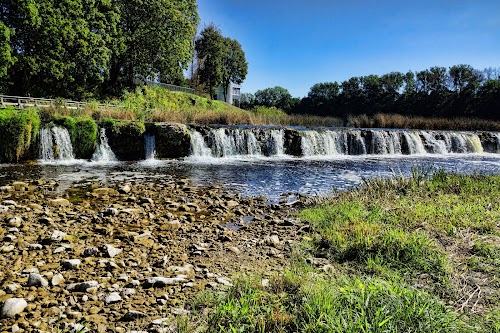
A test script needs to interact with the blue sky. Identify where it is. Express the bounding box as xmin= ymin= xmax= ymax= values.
xmin=197 ymin=0 xmax=500 ymax=98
